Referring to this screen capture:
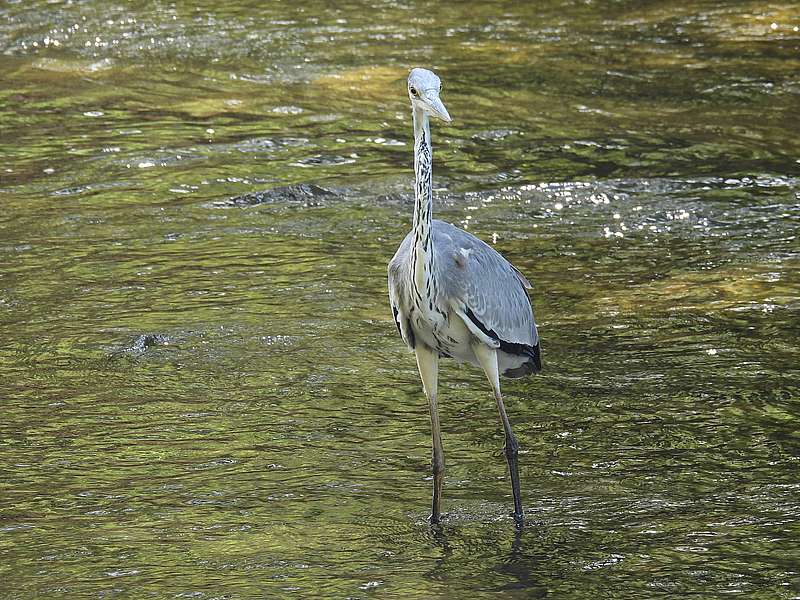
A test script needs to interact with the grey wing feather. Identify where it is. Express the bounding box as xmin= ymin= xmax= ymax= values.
xmin=433 ymin=220 xmax=538 ymax=348
xmin=387 ymin=232 xmax=415 ymax=348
